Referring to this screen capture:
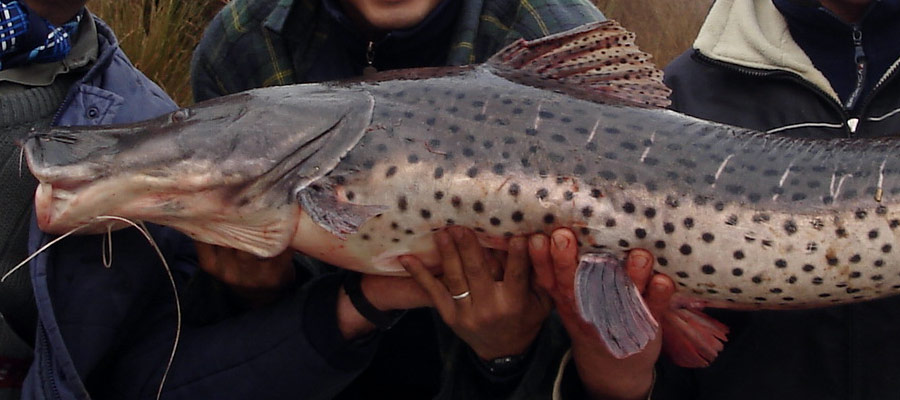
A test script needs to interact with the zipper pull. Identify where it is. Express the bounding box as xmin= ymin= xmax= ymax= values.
xmin=363 ymin=41 xmax=377 ymax=76
xmin=844 ymin=25 xmax=867 ymax=111
xmin=847 ymin=117 xmax=859 ymax=133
